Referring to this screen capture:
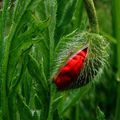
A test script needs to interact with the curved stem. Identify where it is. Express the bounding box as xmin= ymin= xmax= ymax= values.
xmin=84 ymin=0 xmax=99 ymax=33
